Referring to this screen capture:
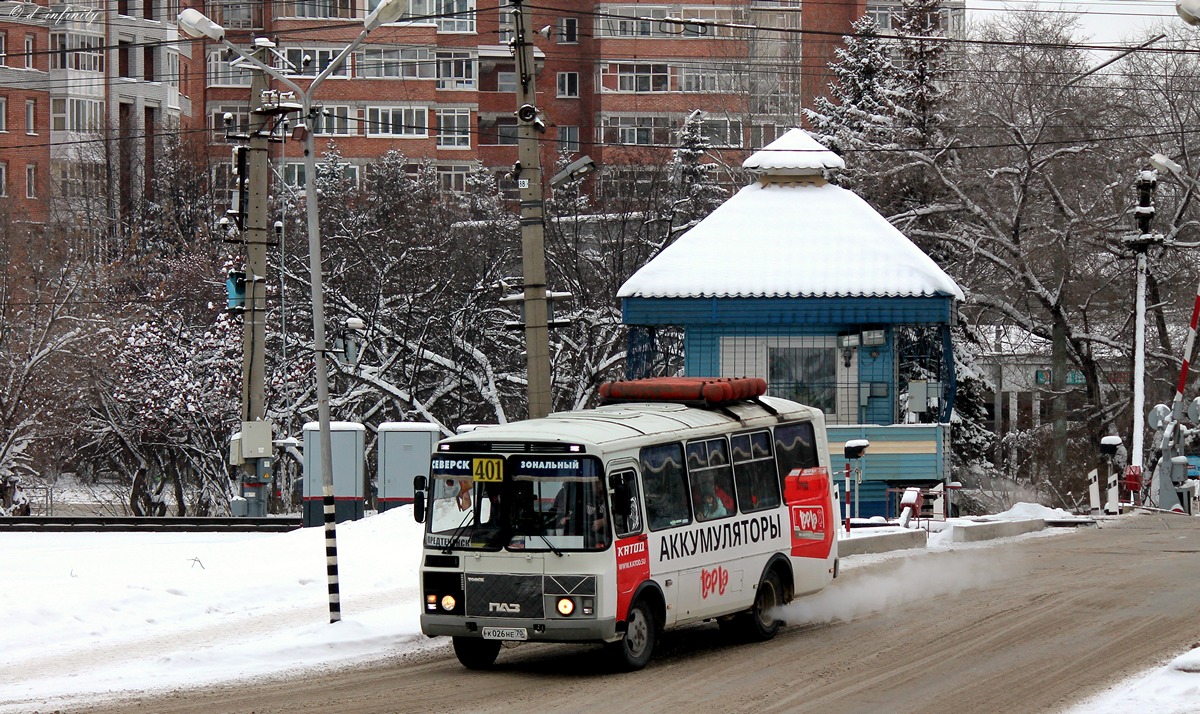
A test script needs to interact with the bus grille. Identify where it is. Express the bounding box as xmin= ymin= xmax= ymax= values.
xmin=464 ymin=573 xmax=544 ymax=618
